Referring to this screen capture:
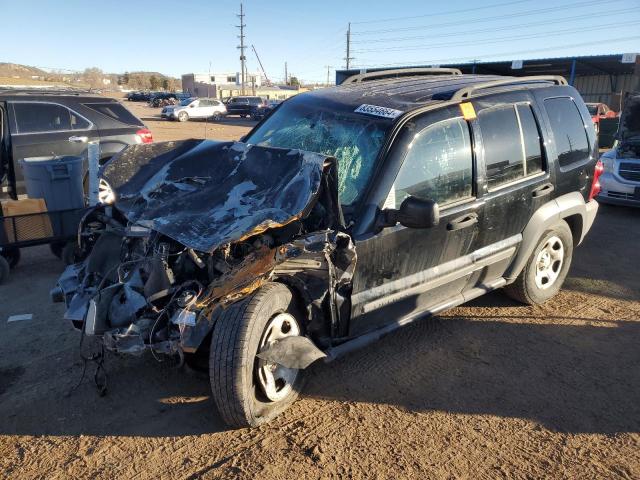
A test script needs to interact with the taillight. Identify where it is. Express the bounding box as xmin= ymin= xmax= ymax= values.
xmin=588 ymin=160 xmax=604 ymax=200
xmin=136 ymin=128 xmax=153 ymax=144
